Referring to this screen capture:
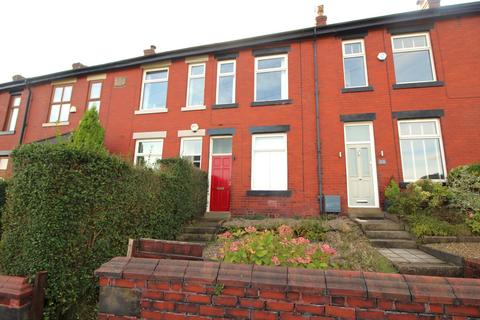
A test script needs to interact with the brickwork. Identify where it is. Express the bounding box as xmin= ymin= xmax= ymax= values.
xmin=0 ymin=275 xmax=34 ymax=319
xmin=96 ymin=257 xmax=480 ymax=319
xmin=464 ymin=258 xmax=480 ymax=279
